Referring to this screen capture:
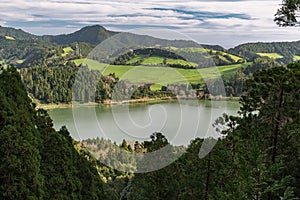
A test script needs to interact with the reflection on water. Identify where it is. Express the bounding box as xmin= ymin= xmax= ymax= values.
xmin=48 ymin=100 xmax=240 ymax=146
